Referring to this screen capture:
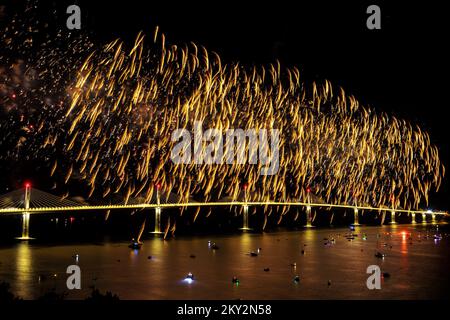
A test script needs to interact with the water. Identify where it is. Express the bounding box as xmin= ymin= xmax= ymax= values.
xmin=0 ymin=224 xmax=448 ymax=300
